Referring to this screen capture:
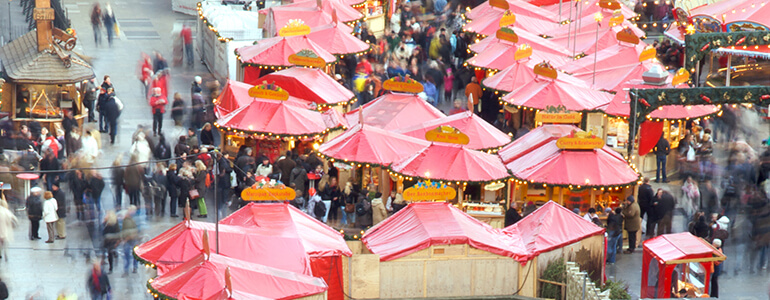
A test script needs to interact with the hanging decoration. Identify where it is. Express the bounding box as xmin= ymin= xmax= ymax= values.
xmin=533 ymin=61 xmax=558 ymax=79
xmin=616 ymin=28 xmax=640 ymax=45
xmin=598 ymin=0 xmax=621 ymax=10
xmin=499 ymin=10 xmax=516 ymax=27
xmin=424 ymin=125 xmax=470 ymax=145
xmin=684 ymin=31 xmax=770 ymax=71
xmin=608 ymin=10 xmax=624 ymax=27
xmin=514 ymin=44 xmax=532 ymax=61
xmin=671 ymin=68 xmax=691 ymax=86
xmin=638 ymin=46 xmax=656 ymax=62
xmin=488 ymin=0 xmax=509 ymax=10
xmin=402 ymin=180 xmax=457 ymax=202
